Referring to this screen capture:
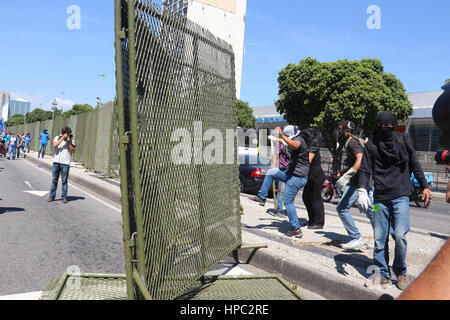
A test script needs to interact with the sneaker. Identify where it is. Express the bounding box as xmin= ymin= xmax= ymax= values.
xmin=63 ymin=198 xmax=68 ymax=204
xmin=364 ymin=277 xmax=392 ymax=288
xmin=248 ymin=195 xmax=266 ymax=206
xmin=307 ymin=224 xmax=324 ymax=230
xmin=266 ymin=209 xmax=285 ymax=219
xmin=286 ymin=228 xmax=303 ymax=238
xmin=395 ymin=274 xmax=409 ymax=291
xmin=48 ymin=197 xmax=55 ymax=202
xmin=342 ymin=237 xmax=368 ymax=251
